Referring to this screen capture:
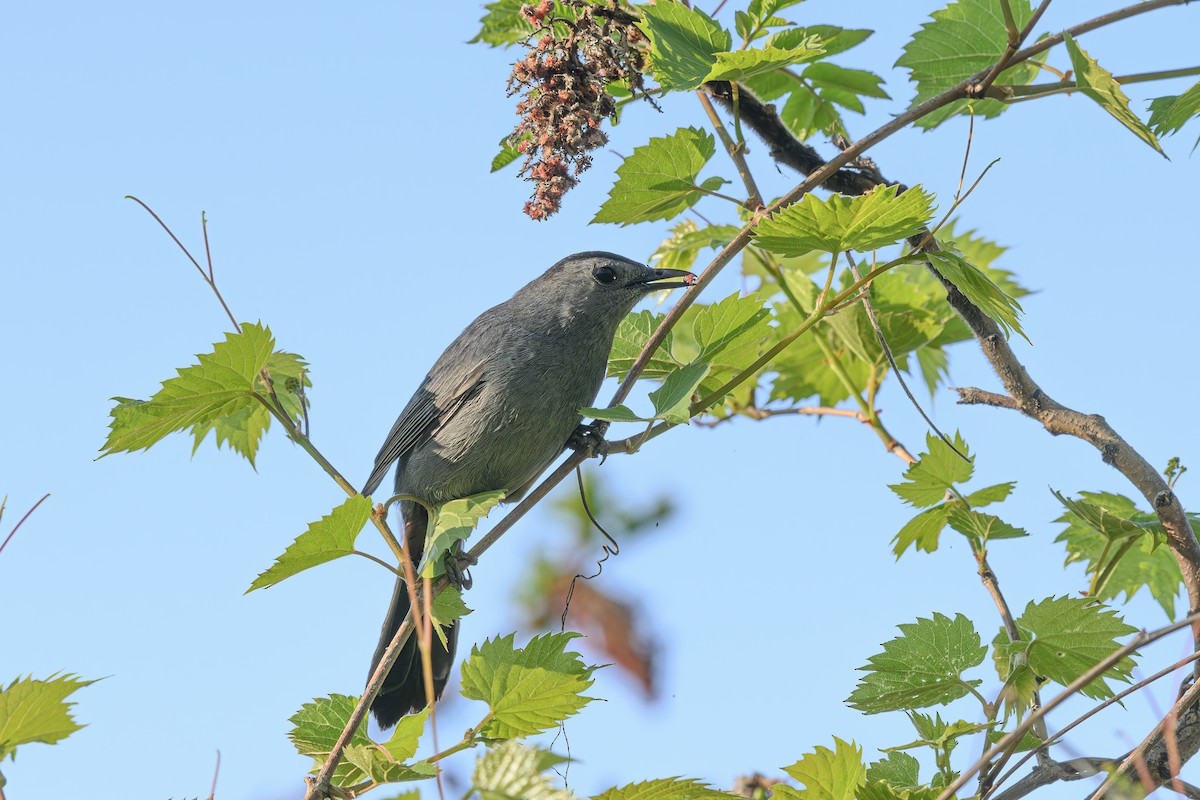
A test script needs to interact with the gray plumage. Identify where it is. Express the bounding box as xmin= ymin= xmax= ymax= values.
xmin=363 ymin=251 xmax=693 ymax=728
